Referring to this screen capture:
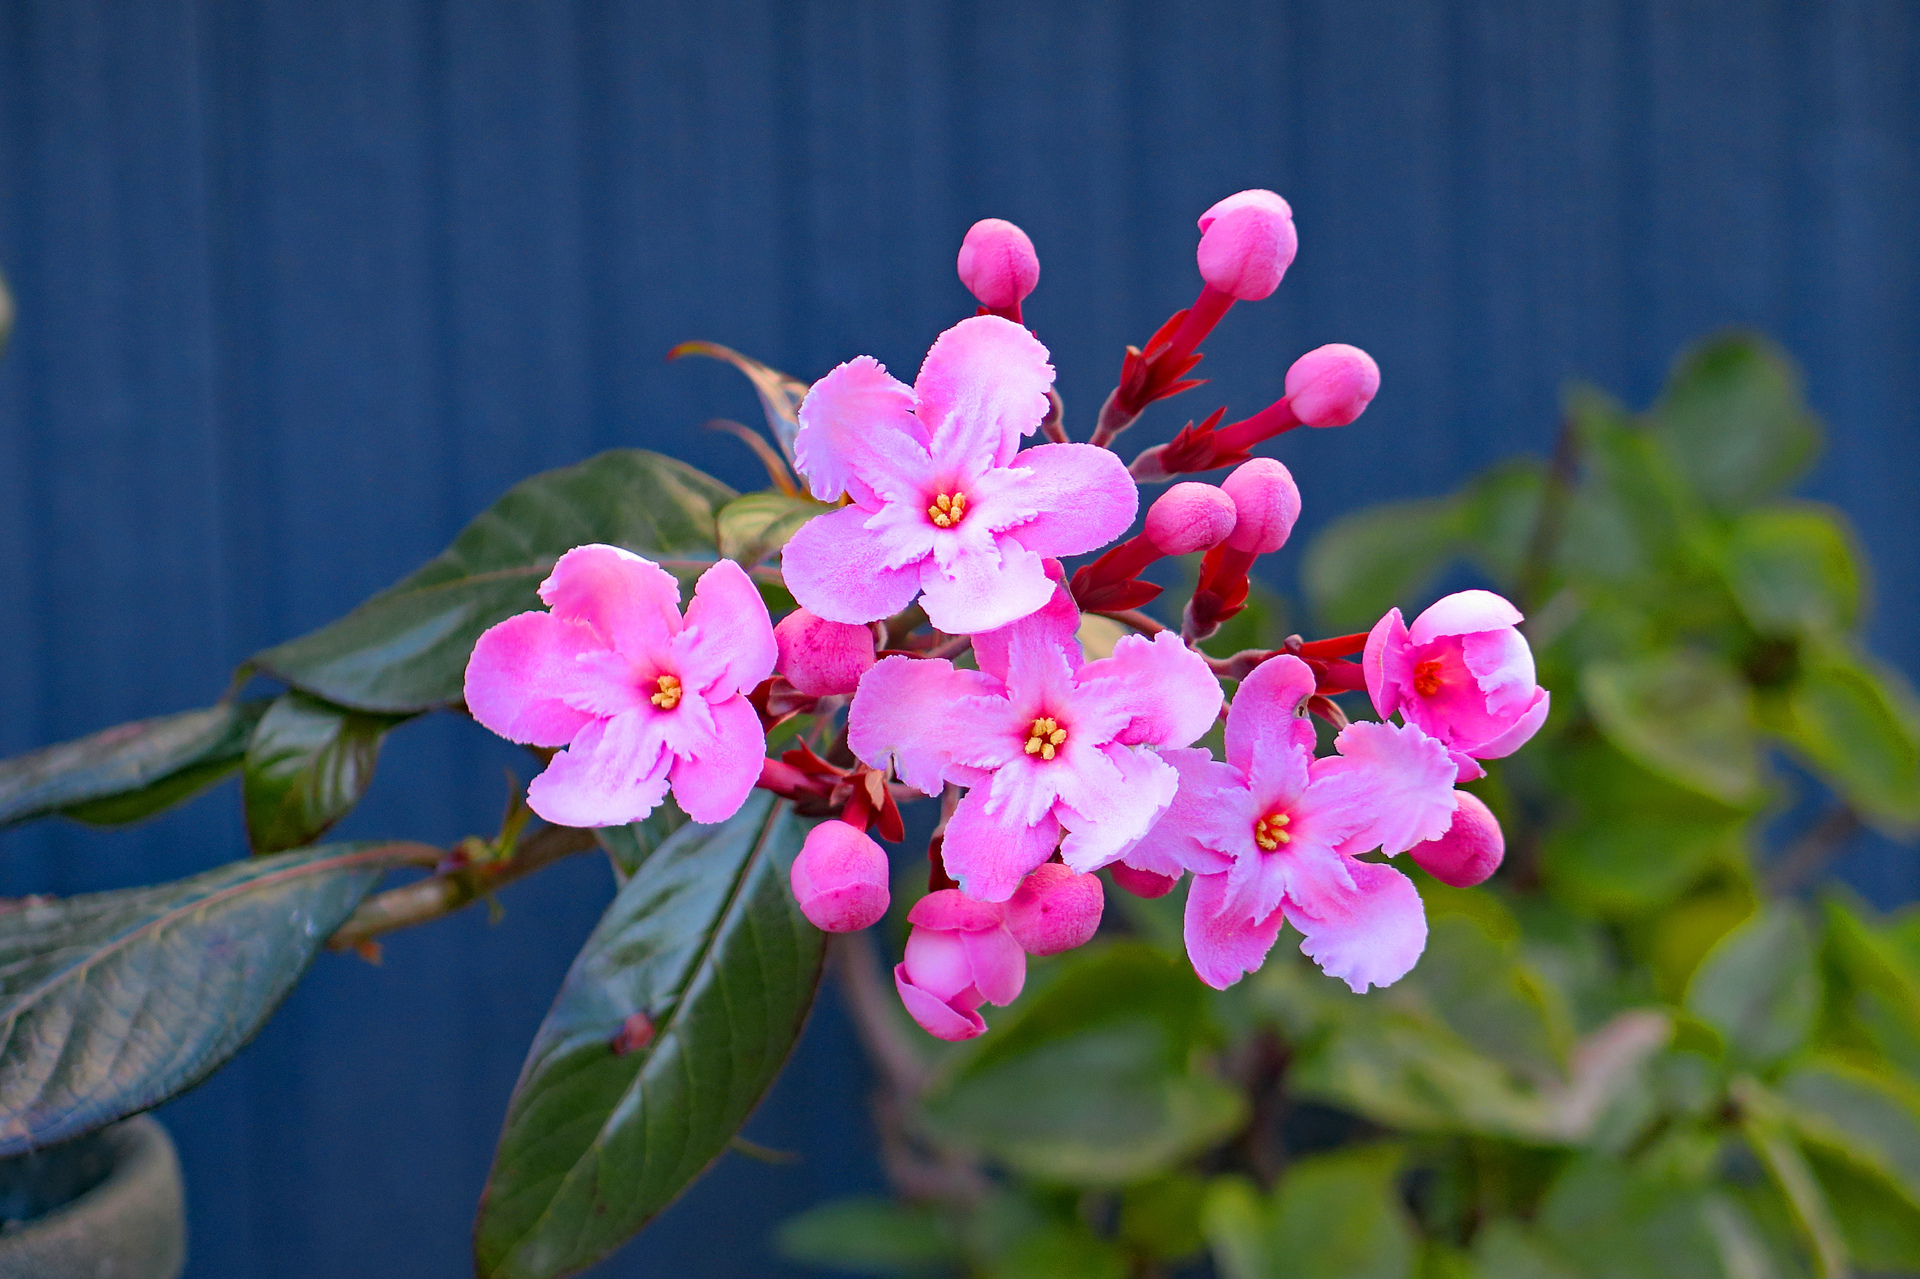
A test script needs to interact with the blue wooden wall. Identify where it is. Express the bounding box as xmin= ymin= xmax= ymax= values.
xmin=1 ymin=2 xmax=1915 ymax=1275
